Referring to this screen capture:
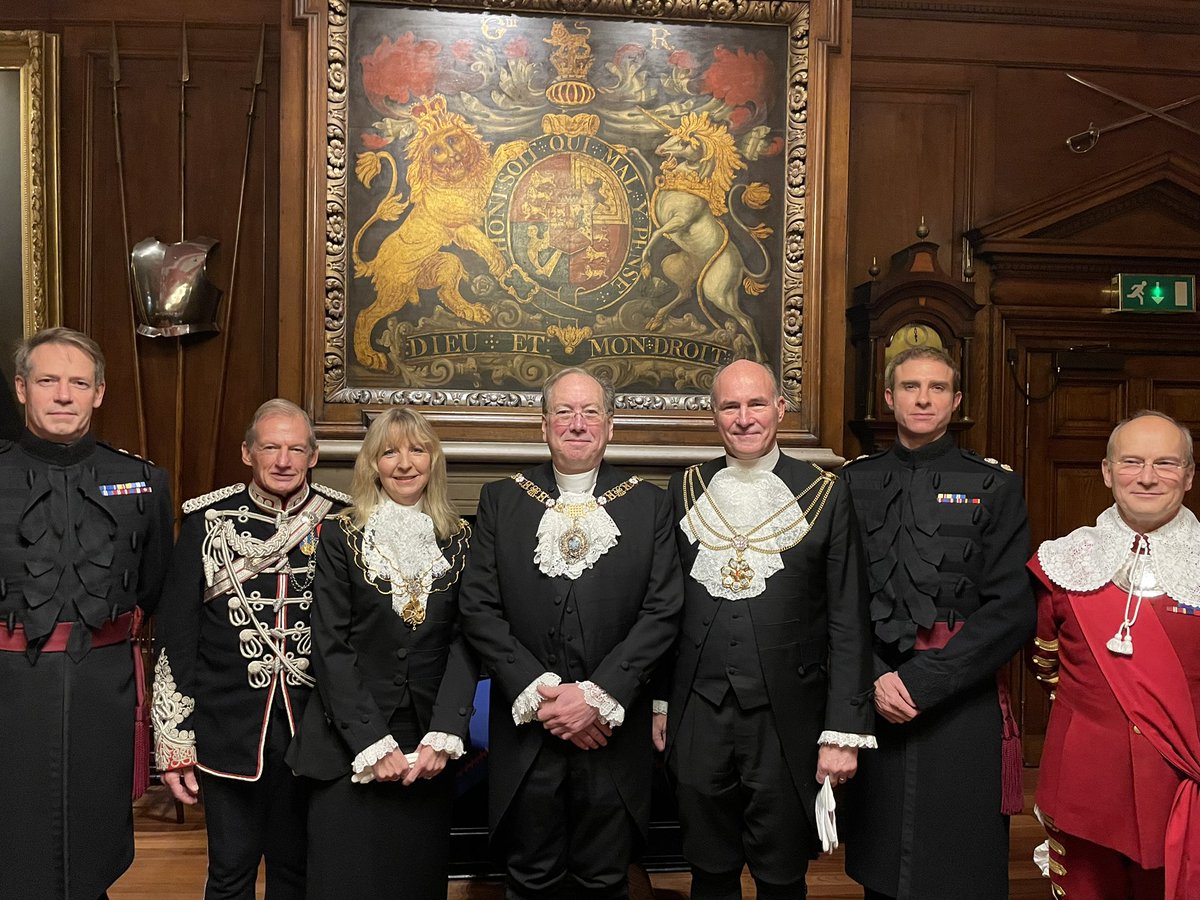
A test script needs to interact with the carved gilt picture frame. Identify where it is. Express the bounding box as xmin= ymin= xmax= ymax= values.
xmin=0 ymin=29 xmax=61 ymax=385
xmin=309 ymin=0 xmax=822 ymax=446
